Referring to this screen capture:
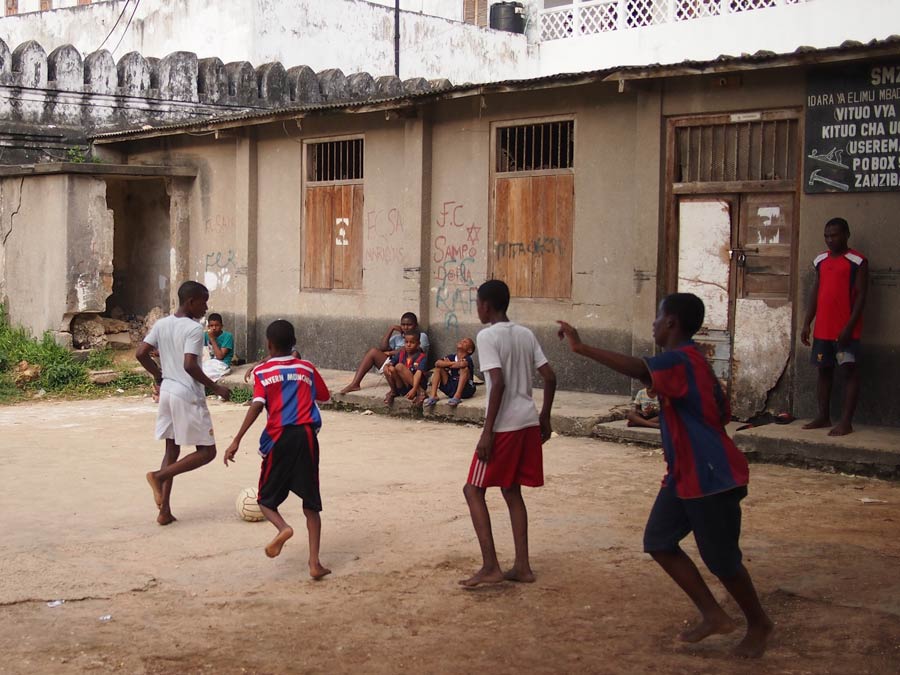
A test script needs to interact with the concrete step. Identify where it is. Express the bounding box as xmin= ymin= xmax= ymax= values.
xmin=221 ymin=365 xmax=900 ymax=478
